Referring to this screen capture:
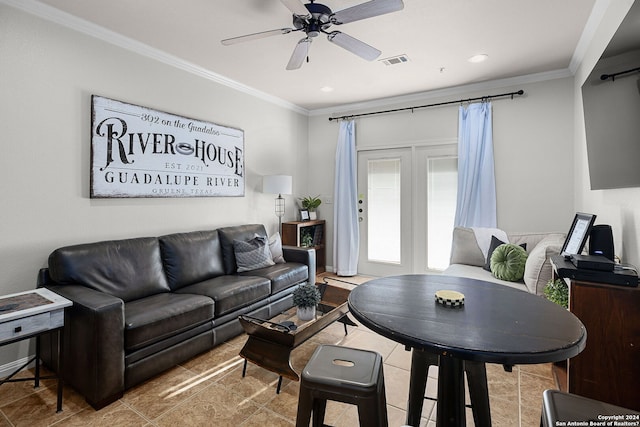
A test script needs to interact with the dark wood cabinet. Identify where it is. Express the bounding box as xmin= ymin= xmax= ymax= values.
xmin=557 ymin=277 xmax=640 ymax=410
xmin=281 ymin=220 xmax=325 ymax=274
